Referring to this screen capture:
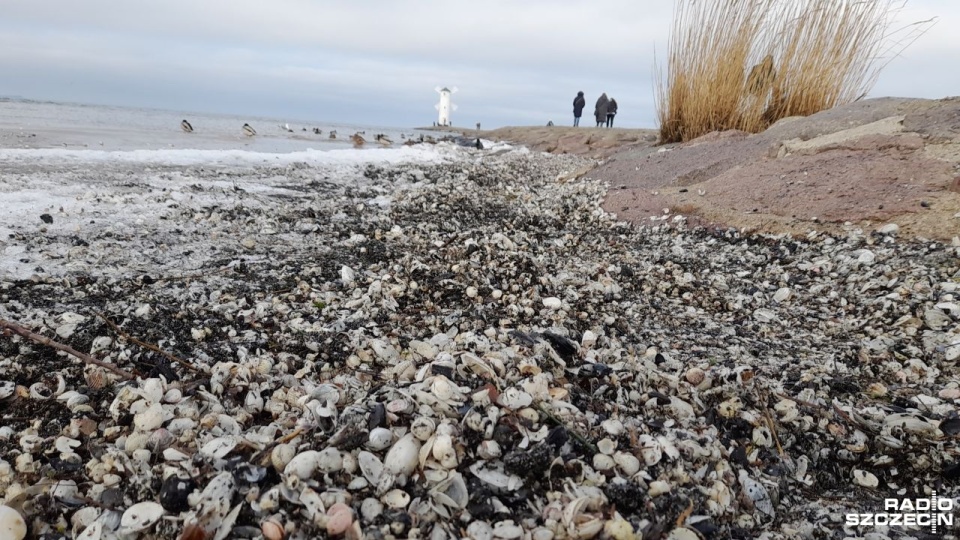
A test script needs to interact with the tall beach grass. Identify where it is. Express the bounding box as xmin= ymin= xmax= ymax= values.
xmin=655 ymin=0 xmax=934 ymax=143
